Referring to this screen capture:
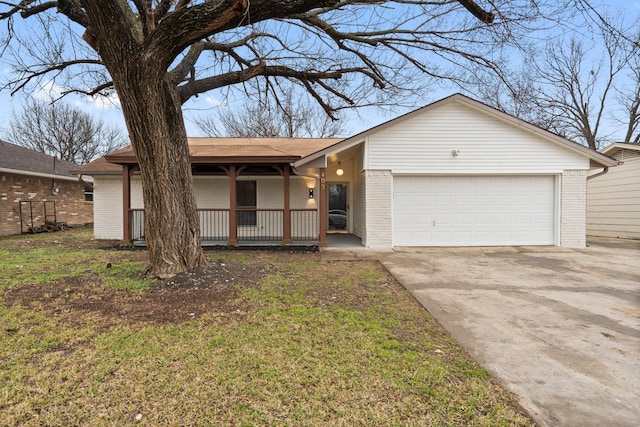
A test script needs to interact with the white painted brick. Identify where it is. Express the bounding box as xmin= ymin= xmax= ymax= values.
xmin=363 ymin=170 xmax=393 ymax=248
xmin=560 ymin=170 xmax=587 ymax=248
